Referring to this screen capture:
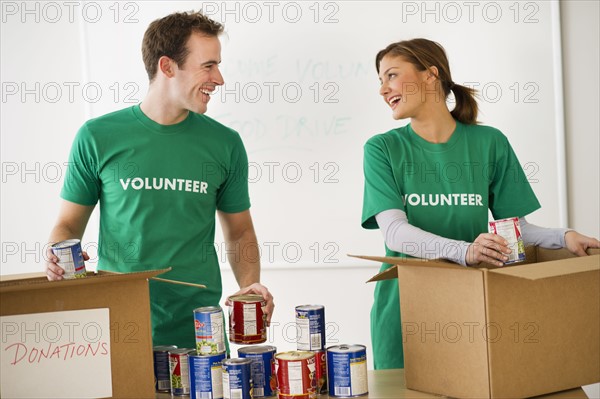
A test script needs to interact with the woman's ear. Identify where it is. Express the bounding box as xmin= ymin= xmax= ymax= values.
xmin=426 ymin=65 xmax=440 ymax=83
